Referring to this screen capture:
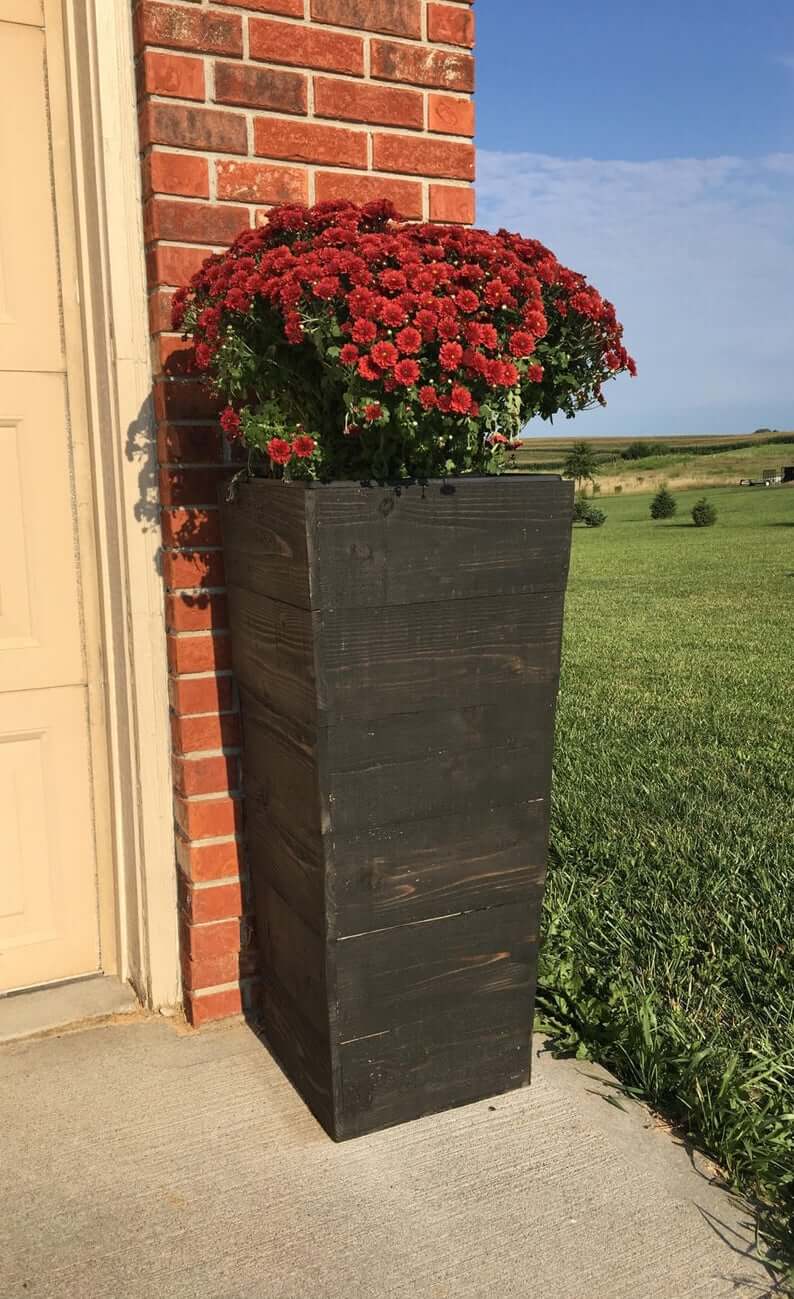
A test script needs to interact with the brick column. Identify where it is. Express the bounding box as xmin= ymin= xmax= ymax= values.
xmin=132 ymin=0 xmax=476 ymax=1027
